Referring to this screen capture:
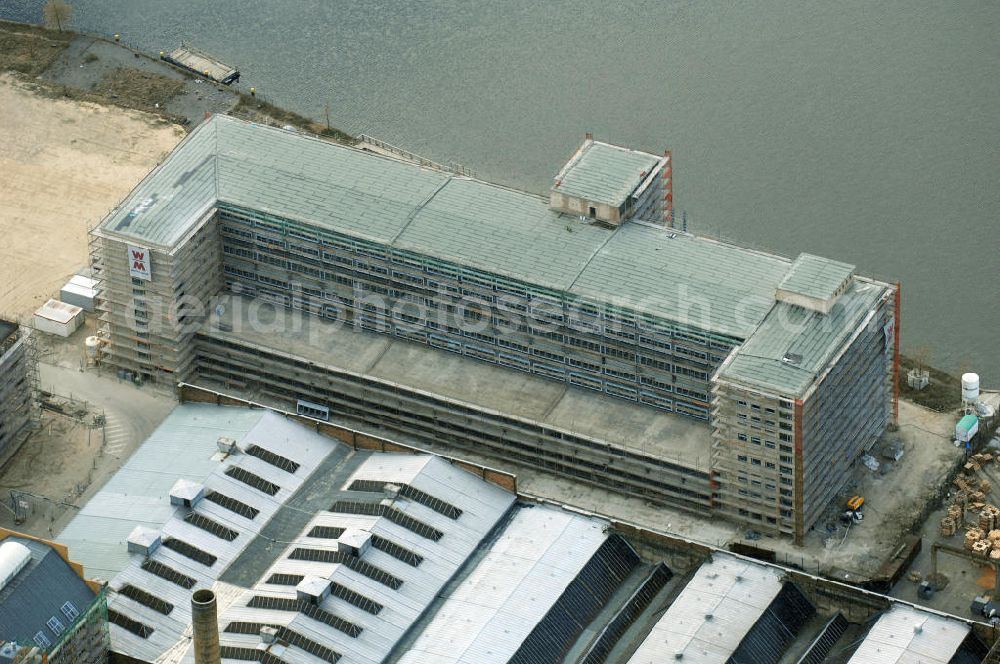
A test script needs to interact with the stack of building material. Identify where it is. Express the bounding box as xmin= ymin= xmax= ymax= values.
xmin=949 ymin=504 xmax=963 ymax=522
xmin=981 ymin=507 xmax=1000 ymax=531
xmin=966 ymin=528 xmax=985 ymax=551
xmin=940 ymin=516 xmax=958 ymax=537
xmin=983 ymin=479 xmax=992 ymax=494
xmin=973 ymin=540 xmax=992 ymax=558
